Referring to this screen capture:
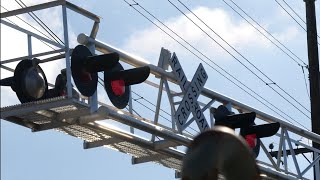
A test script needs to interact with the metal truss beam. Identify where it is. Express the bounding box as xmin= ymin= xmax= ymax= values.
xmin=0 ymin=0 xmax=99 ymax=23
xmin=83 ymin=138 xmax=122 ymax=149
xmin=1 ymin=20 xmax=64 ymax=48
xmin=5 ymin=116 xmax=36 ymax=129
xmin=269 ymin=148 xmax=313 ymax=157
xmin=77 ymin=34 xmax=320 ymax=145
xmin=0 ymin=49 xmax=64 ymax=65
xmin=83 ymin=122 xmax=185 ymax=160
xmin=0 ymin=98 xmax=76 ymax=118
xmin=65 ymin=2 xmax=100 ymax=22
xmin=153 ymin=140 xmax=179 ymax=150
xmin=32 ymin=121 xmax=69 ymax=132
xmin=0 ymin=0 xmax=63 ymax=18
xmin=95 ymin=106 xmax=192 ymax=146
xmin=132 ymin=154 xmax=168 ymax=165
